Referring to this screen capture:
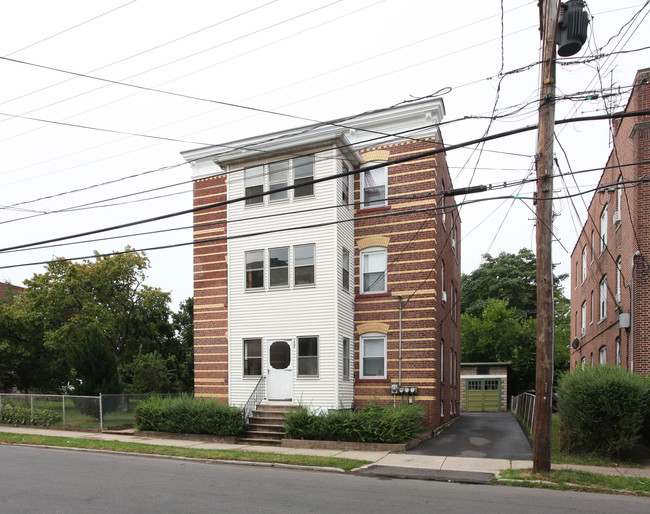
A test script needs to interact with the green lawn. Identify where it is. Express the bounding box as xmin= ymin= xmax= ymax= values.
xmin=0 ymin=432 xmax=371 ymax=471
xmin=499 ymin=468 xmax=650 ymax=496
